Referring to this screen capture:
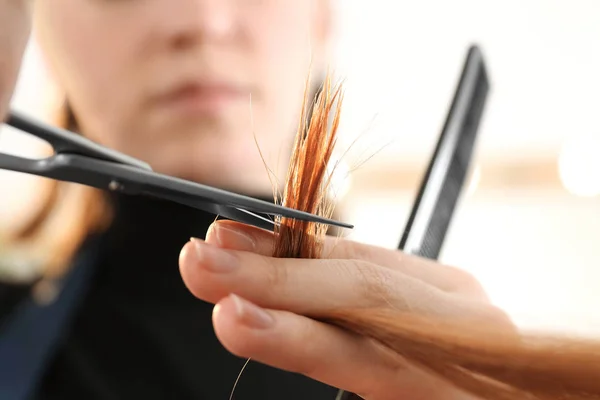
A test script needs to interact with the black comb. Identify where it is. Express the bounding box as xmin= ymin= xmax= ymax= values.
xmin=399 ymin=44 xmax=488 ymax=258
xmin=335 ymin=44 xmax=490 ymax=400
